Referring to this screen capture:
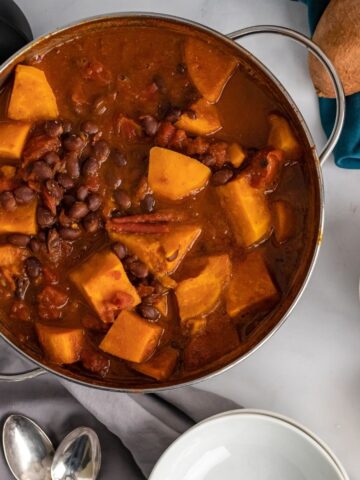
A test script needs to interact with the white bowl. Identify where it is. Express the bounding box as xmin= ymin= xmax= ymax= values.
xmin=149 ymin=409 xmax=348 ymax=480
